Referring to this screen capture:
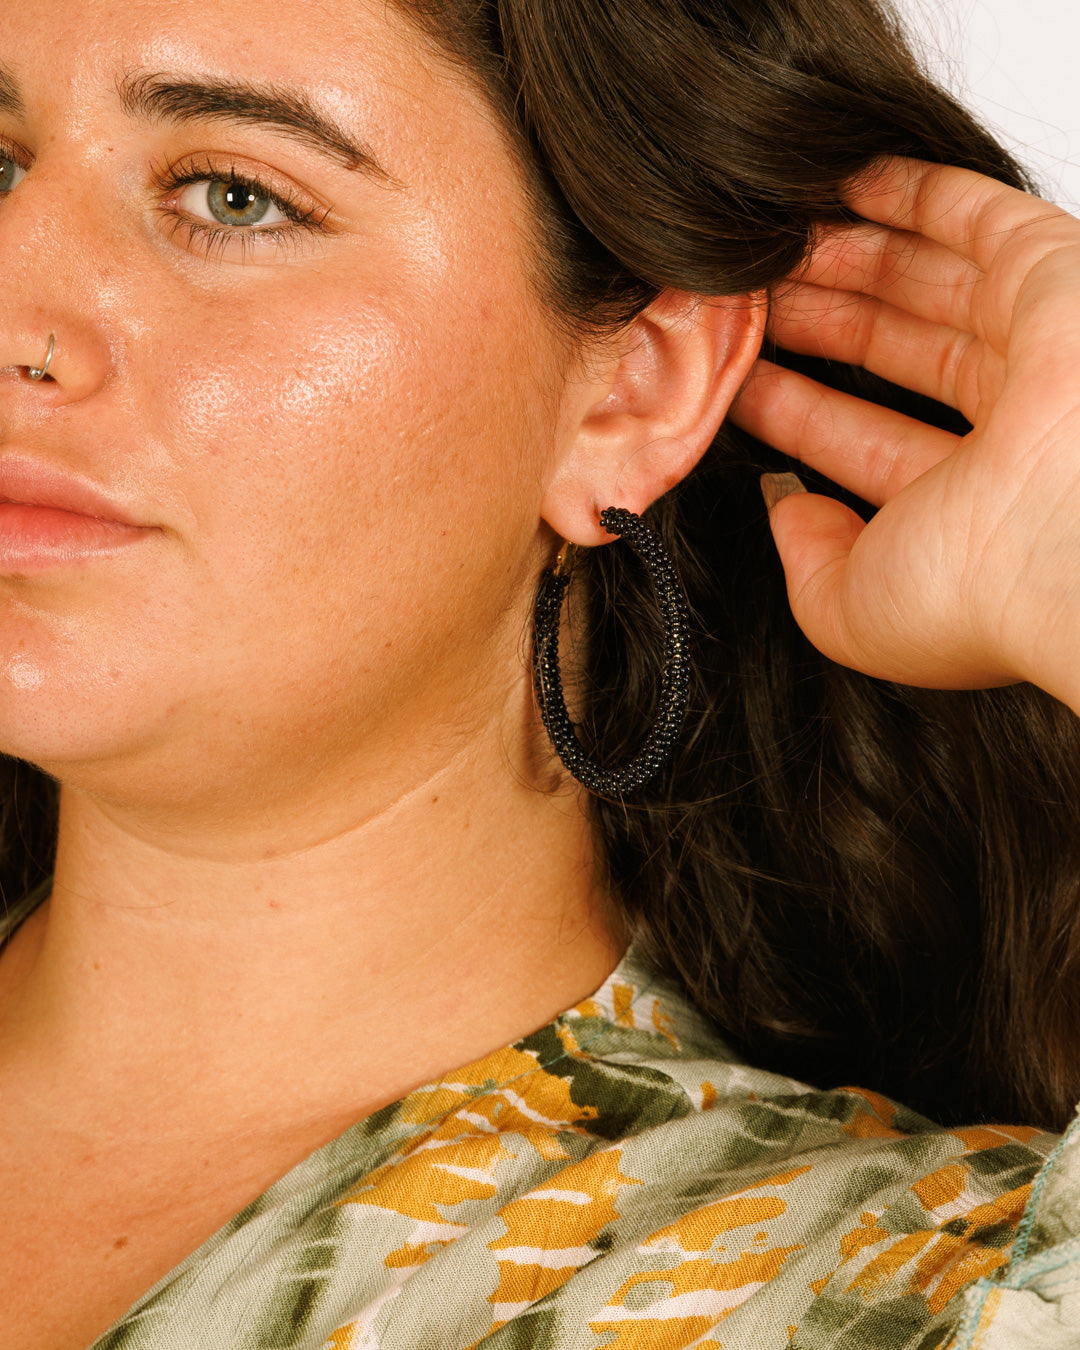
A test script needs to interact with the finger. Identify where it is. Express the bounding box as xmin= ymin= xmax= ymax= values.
xmin=843 ymin=157 xmax=1072 ymax=277
xmin=799 ymin=222 xmax=983 ymax=333
xmin=731 ymin=359 xmax=960 ymax=504
xmin=769 ymin=281 xmax=988 ymax=418
xmin=766 ymin=488 xmax=1014 ymax=691
xmin=763 ymin=488 xmax=867 ymax=668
